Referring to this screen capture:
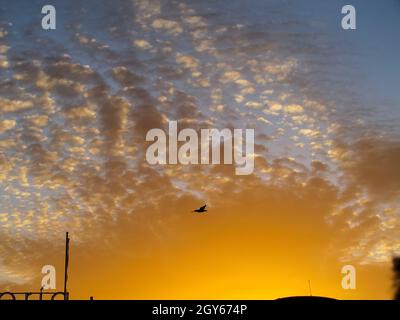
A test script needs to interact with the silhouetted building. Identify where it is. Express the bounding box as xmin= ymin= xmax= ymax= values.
xmin=276 ymin=296 xmax=337 ymax=301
